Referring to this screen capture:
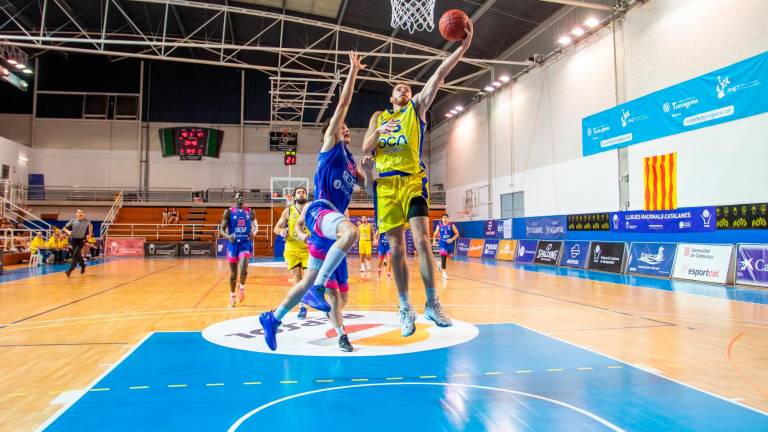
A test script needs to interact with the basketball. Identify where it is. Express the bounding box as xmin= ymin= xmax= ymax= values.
xmin=439 ymin=9 xmax=470 ymax=41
